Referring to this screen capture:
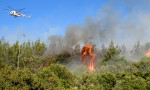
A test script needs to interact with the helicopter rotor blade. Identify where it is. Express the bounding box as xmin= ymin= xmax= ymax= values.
xmin=22 ymin=11 xmax=29 ymax=13
xmin=7 ymin=5 xmax=15 ymax=10
xmin=17 ymin=8 xmax=25 ymax=12
xmin=17 ymin=9 xmax=29 ymax=13
xmin=20 ymin=8 xmax=25 ymax=10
